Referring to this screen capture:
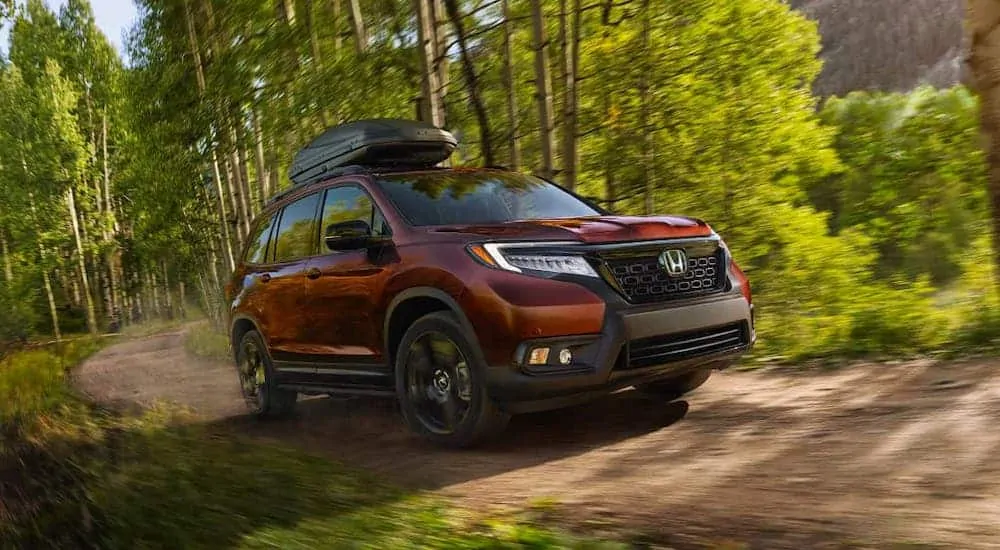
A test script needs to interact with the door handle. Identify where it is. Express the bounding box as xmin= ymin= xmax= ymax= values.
xmin=306 ymin=267 xmax=322 ymax=280
xmin=260 ymin=273 xmax=271 ymax=283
